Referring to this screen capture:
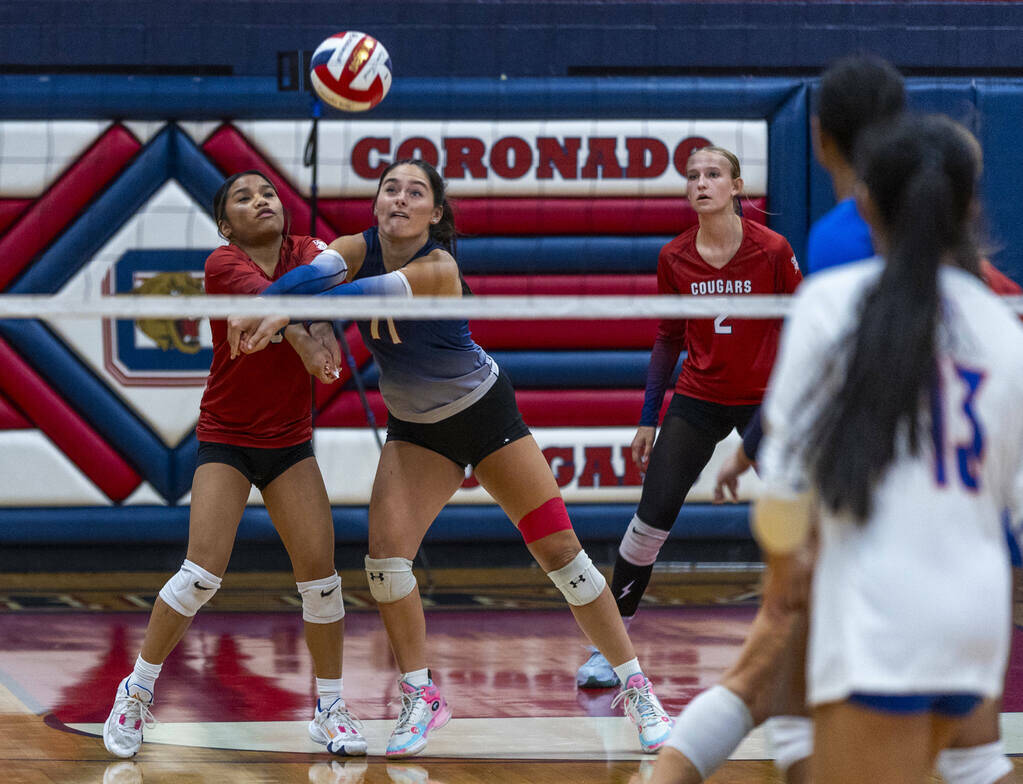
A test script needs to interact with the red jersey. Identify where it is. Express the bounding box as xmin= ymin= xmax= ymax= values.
xmin=981 ymin=259 xmax=1023 ymax=296
xmin=657 ymin=219 xmax=802 ymax=405
xmin=197 ymin=235 xmax=327 ymax=448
